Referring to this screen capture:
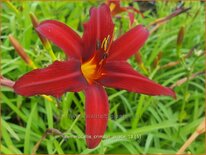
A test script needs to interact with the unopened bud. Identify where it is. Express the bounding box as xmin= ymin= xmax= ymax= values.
xmin=135 ymin=52 xmax=142 ymax=65
xmin=177 ymin=26 xmax=184 ymax=48
xmin=8 ymin=35 xmax=37 ymax=69
xmin=153 ymin=52 xmax=162 ymax=67
xmin=135 ymin=52 xmax=148 ymax=75
xmin=0 ymin=76 xmax=15 ymax=89
xmin=30 ymin=13 xmax=56 ymax=61
xmin=8 ymin=35 xmax=31 ymax=64
xmin=29 ymin=13 xmax=47 ymax=46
